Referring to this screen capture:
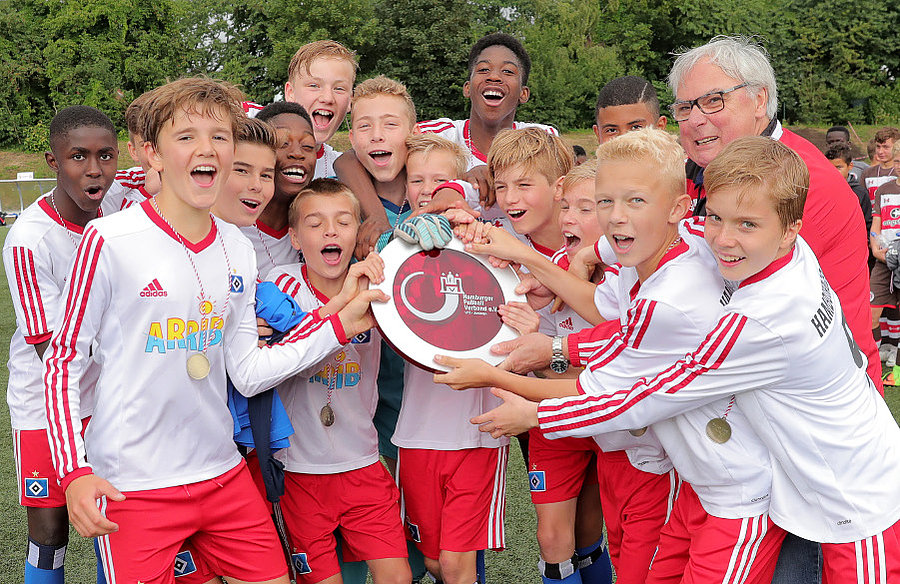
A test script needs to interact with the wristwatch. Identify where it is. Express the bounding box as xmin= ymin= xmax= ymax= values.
xmin=550 ymin=335 xmax=569 ymax=374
